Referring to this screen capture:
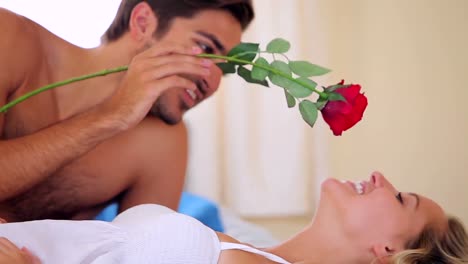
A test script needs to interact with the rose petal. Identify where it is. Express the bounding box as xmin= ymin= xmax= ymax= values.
xmin=320 ymin=83 xmax=367 ymax=136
